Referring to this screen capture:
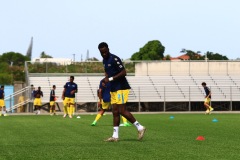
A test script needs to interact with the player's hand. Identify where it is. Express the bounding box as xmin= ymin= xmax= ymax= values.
xmin=71 ymin=90 xmax=75 ymax=95
xmin=98 ymin=102 xmax=101 ymax=108
xmin=62 ymin=96 xmax=65 ymax=100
